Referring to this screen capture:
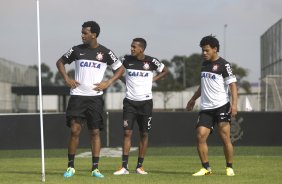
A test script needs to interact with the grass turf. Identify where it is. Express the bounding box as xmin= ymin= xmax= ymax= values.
xmin=0 ymin=146 xmax=282 ymax=184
